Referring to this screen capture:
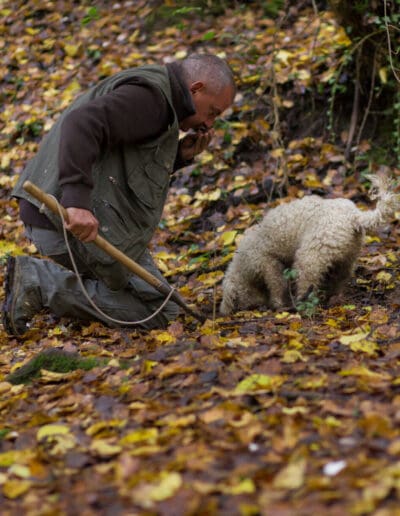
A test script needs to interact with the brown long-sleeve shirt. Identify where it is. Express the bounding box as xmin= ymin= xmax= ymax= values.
xmin=20 ymin=62 xmax=195 ymax=228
